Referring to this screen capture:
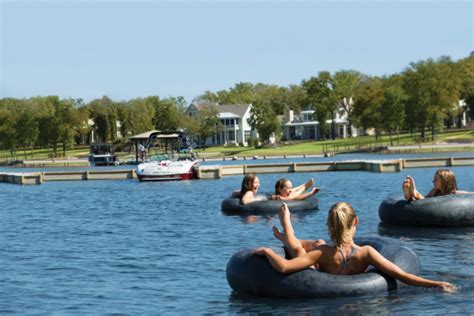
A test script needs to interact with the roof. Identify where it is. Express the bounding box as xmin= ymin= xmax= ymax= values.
xmin=217 ymin=104 xmax=251 ymax=118
xmin=129 ymin=130 xmax=161 ymax=140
